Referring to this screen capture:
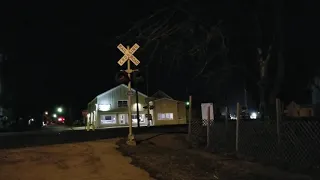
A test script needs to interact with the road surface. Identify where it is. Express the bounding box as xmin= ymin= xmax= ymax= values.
xmin=0 ymin=124 xmax=187 ymax=149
